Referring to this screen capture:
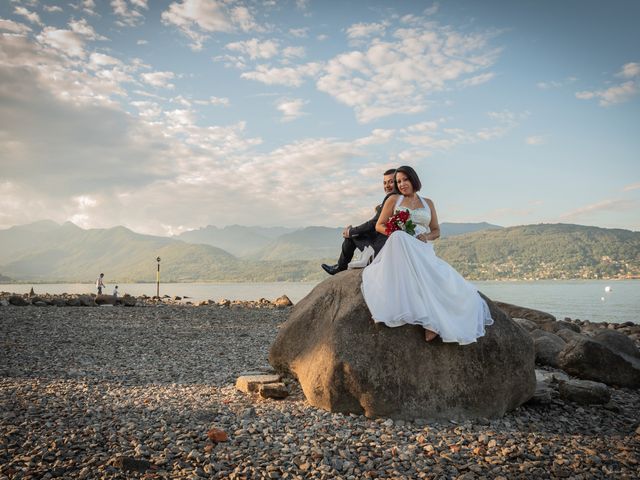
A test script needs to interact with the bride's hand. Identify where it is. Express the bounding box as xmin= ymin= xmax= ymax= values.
xmin=417 ymin=233 xmax=428 ymax=243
